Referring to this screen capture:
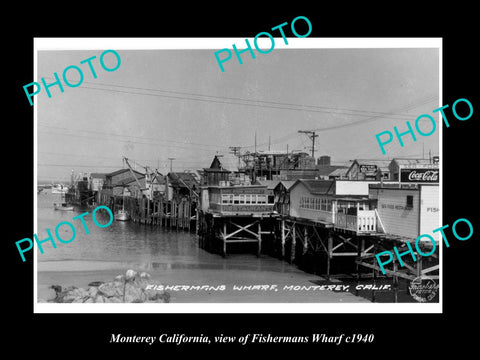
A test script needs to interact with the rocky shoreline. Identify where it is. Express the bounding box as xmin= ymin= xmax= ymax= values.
xmin=40 ymin=269 xmax=170 ymax=303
